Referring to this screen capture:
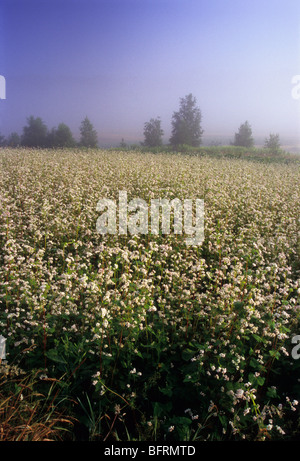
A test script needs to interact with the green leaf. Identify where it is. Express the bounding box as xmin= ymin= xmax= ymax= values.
xmin=257 ymin=376 xmax=265 ymax=386
xmin=159 ymin=386 xmax=173 ymax=397
xmin=253 ymin=334 xmax=263 ymax=343
xmin=168 ymin=416 xmax=192 ymax=427
xmin=269 ymin=350 xmax=280 ymax=359
xmin=45 ymin=348 xmax=67 ymax=364
xmin=250 ymin=358 xmax=259 ymax=368
xmin=218 ymin=414 xmax=228 ymax=428
xmin=181 ymin=348 xmax=195 ymax=361
xmin=266 ymin=387 xmax=278 ymax=399
xmin=141 ymin=341 xmax=156 ymax=348
xmin=153 ymin=401 xmax=172 ymax=417
xmin=234 ymin=301 xmax=244 ymax=310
